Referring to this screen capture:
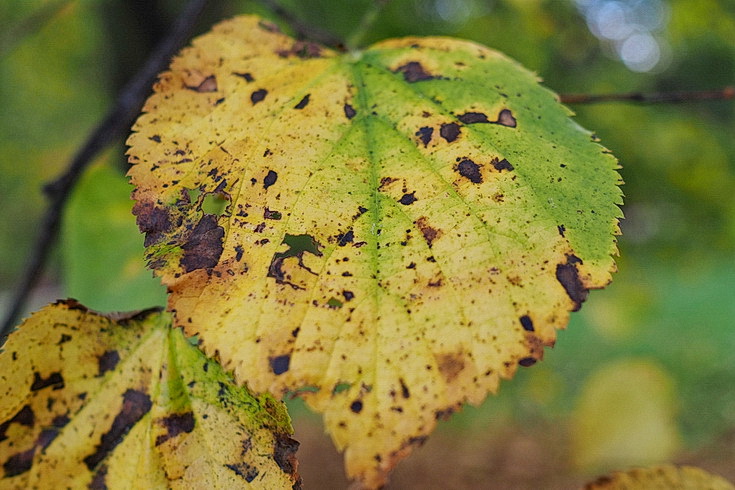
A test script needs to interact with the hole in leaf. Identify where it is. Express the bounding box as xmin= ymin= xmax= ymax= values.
xmin=202 ymin=193 xmax=228 ymax=215
xmin=327 ymin=297 xmax=344 ymax=308
xmin=332 ymin=382 xmax=351 ymax=395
